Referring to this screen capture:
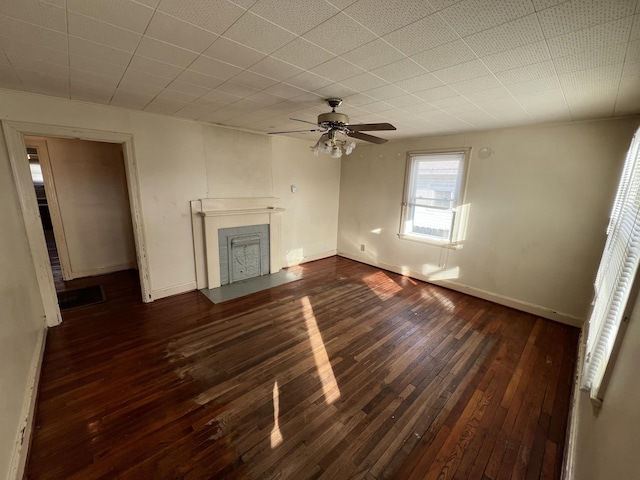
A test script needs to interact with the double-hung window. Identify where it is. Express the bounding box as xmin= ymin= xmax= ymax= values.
xmin=400 ymin=150 xmax=469 ymax=244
